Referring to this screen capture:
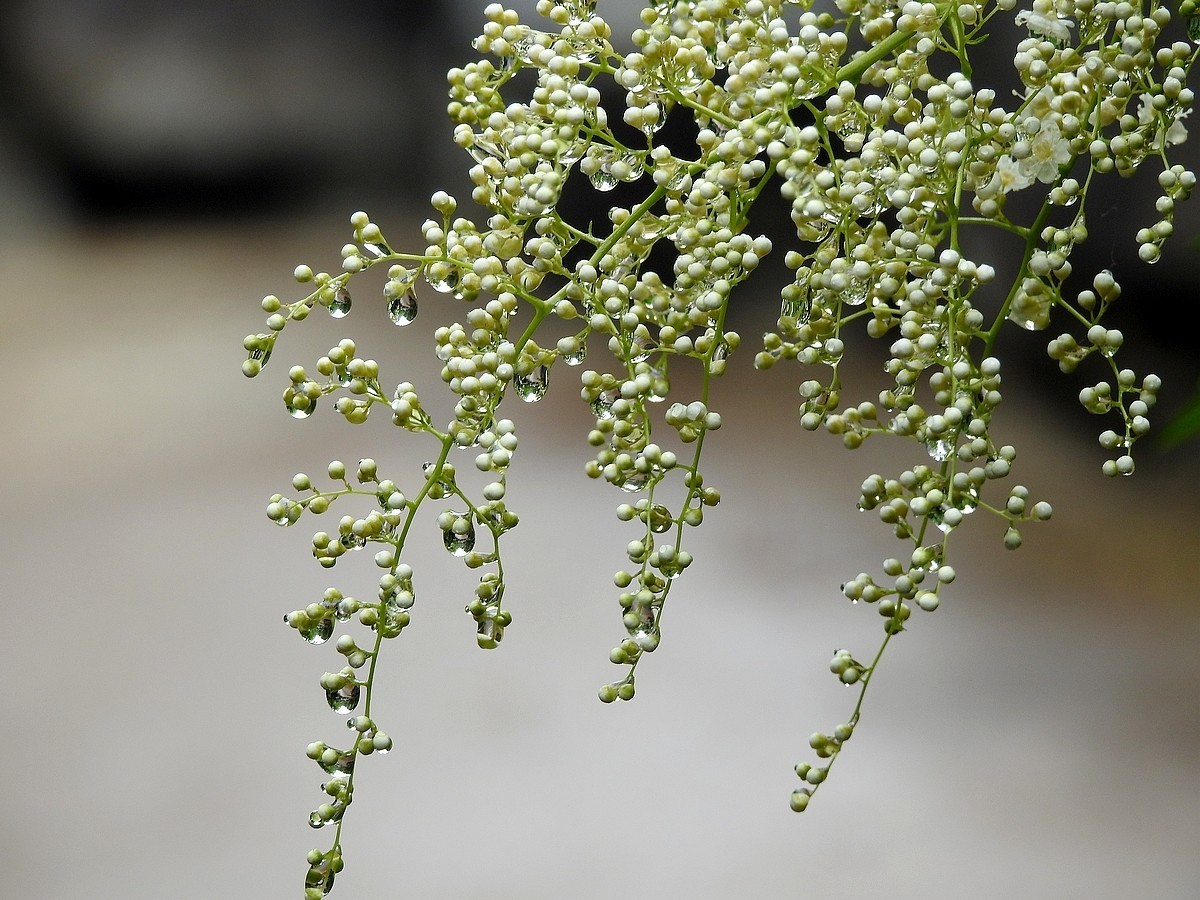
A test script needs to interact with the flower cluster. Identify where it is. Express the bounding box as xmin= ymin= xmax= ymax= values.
xmin=241 ymin=0 xmax=1196 ymax=894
